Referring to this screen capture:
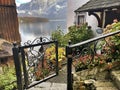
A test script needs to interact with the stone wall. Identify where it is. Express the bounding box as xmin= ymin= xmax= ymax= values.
xmin=73 ymin=61 xmax=120 ymax=90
